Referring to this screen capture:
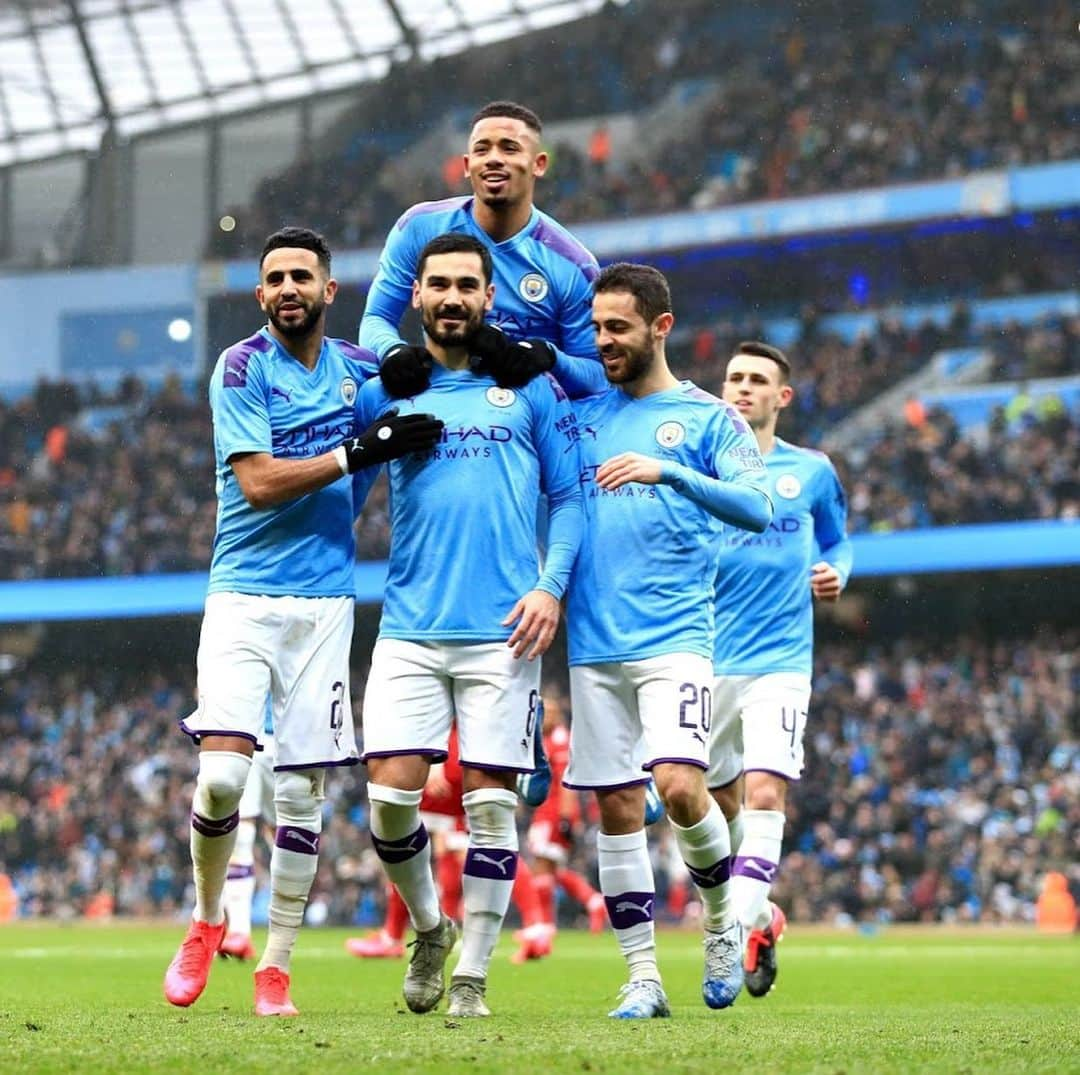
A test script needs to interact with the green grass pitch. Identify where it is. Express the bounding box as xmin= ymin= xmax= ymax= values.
xmin=0 ymin=924 xmax=1076 ymax=1074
